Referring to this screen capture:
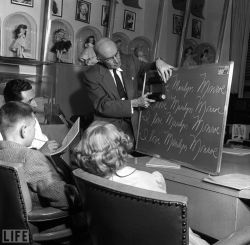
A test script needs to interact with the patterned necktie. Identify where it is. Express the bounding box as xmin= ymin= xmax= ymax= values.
xmin=113 ymin=69 xmax=127 ymax=99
